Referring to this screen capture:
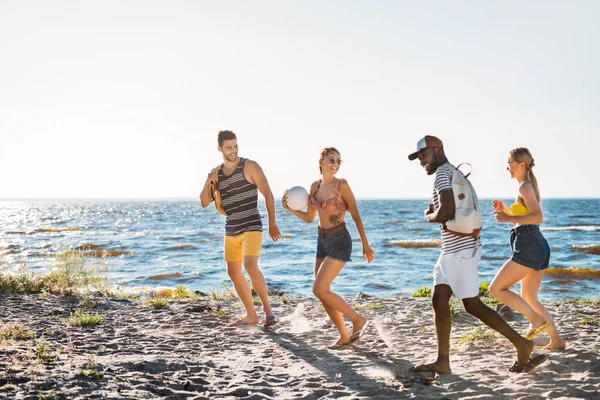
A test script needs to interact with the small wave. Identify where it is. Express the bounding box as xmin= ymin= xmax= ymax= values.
xmin=165 ymin=245 xmax=197 ymax=251
xmin=162 ymin=236 xmax=185 ymax=241
xmin=34 ymin=227 xmax=80 ymax=233
xmin=148 ymin=272 xmax=184 ymax=281
xmin=384 ymin=239 xmax=440 ymax=248
xmin=410 ymin=227 xmax=425 ymax=232
xmin=542 ymin=226 xmax=600 ymax=232
xmin=282 ymin=234 xmax=294 ymax=239
xmin=199 ymin=239 xmax=209 ymax=243
xmin=75 ymin=243 xmax=104 ymax=250
xmin=544 ymin=267 xmax=600 ymax=280
xmin=366 ymin=283 xmax=393 ymax=290
xmin=4 ymin=230 xmax=25 ymax=235
xmin=569 ymin=215 xmax=595 ymax=219
xmin=387 ymin=219 xmax=404 ymax=224
xmin=86 ymin=249 xmax=134 ymax=258
xmin=572 ymin=245 xmax=600 ymax=255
